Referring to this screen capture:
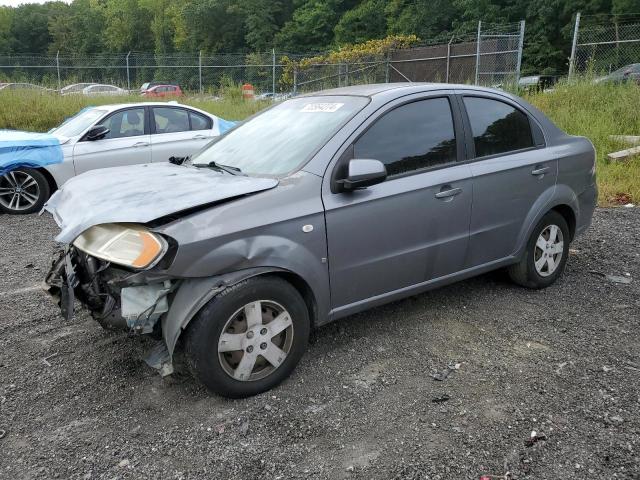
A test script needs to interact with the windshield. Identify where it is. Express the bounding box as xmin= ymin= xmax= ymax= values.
xmin=191 ymin=96 xmax=368 ymax=176
xmin=52 ymin=108 xmax=107 ymax=137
